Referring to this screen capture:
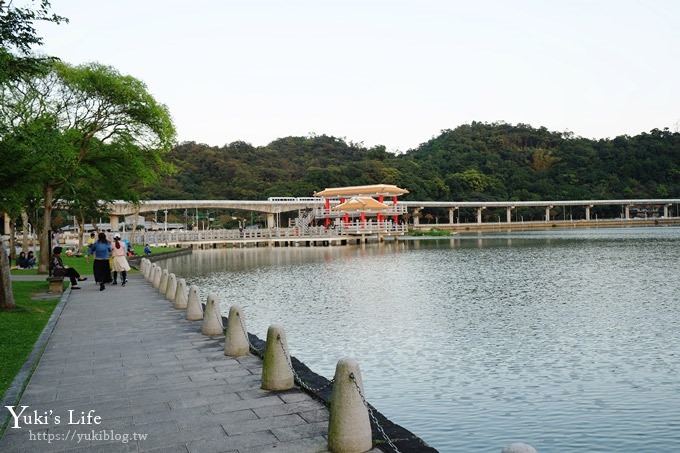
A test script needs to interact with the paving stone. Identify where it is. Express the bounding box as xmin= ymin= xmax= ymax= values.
xmin=0 ymin=274 xmax=338 ymax=453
